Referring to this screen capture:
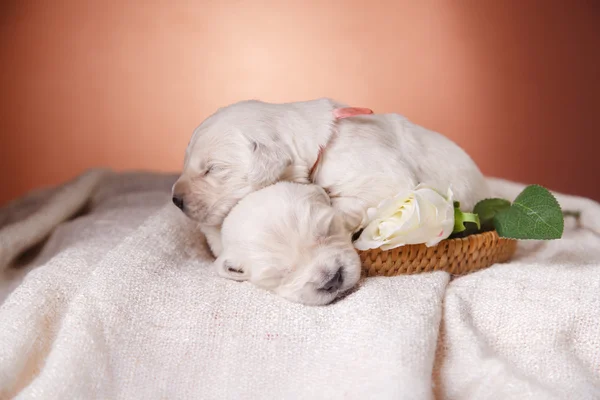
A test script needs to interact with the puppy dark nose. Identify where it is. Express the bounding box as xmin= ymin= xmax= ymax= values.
xmin=320 ymin=268 xmax=343 ymax=293
xmin=172 ymin=194 xmax=185 ymax=211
